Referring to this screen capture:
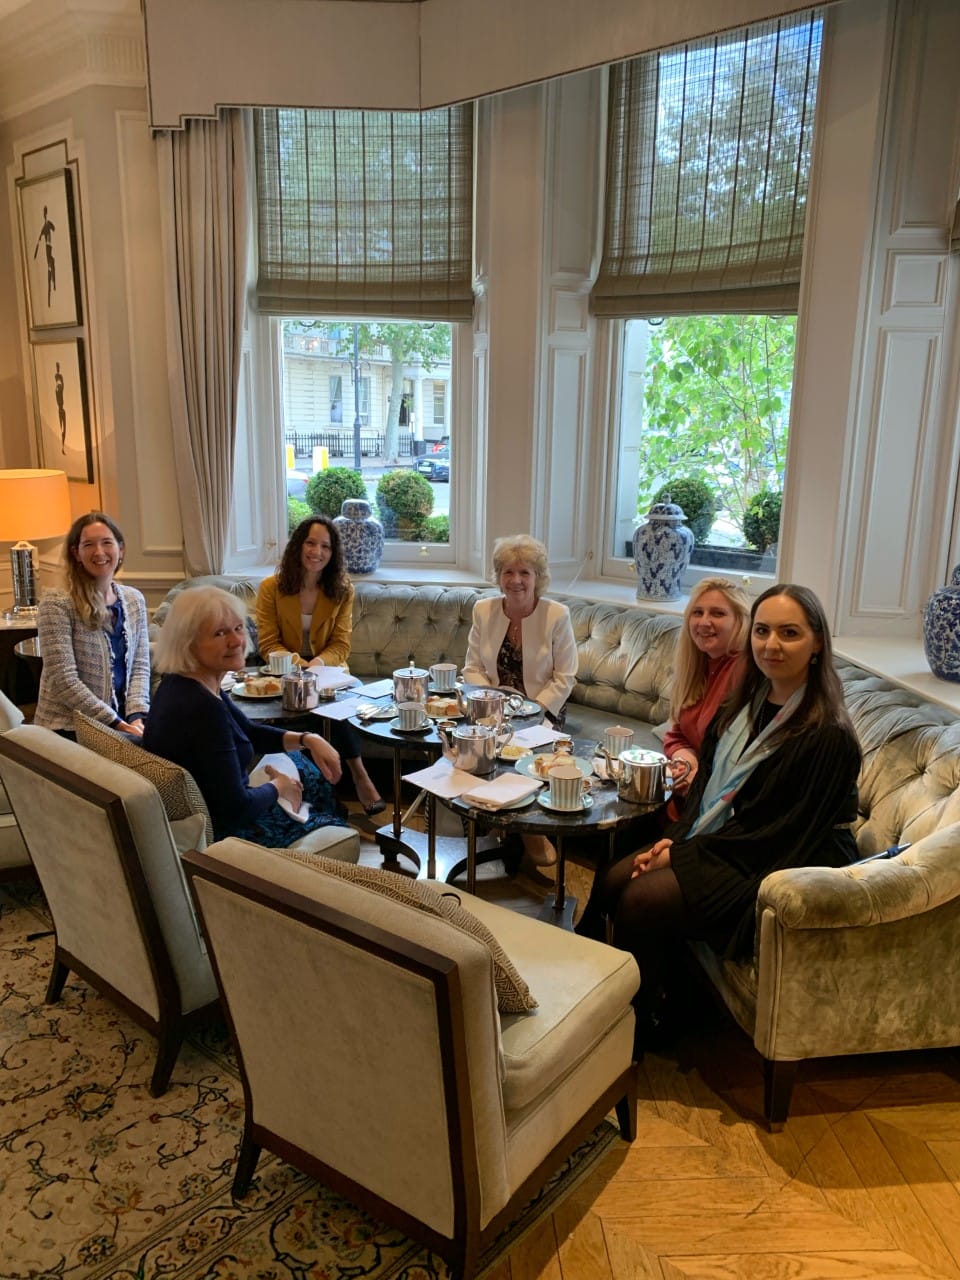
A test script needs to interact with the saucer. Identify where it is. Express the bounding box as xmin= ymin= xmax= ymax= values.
xmin=537 ymin=792 xmax=593 ymax=814
xmin=387 ymin=716 xmax=431 ymax=734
